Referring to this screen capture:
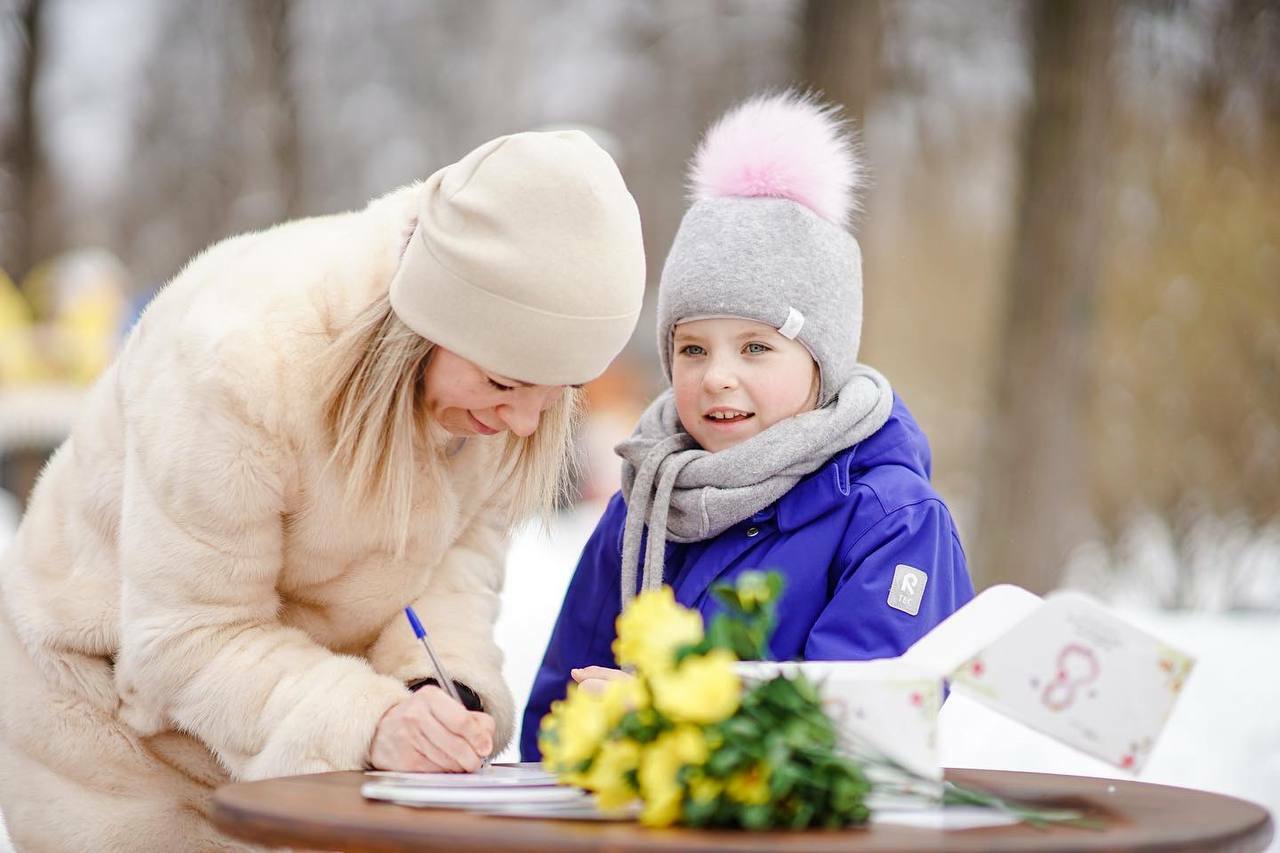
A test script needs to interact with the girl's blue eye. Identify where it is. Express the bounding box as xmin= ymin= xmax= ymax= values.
xmin=679 ymin=344 xmax=705 ymax=356
xmin=745 ymin=342 xmax=770 ymax=354
xmin=488 ymin=378 xmax=515 ymax=391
